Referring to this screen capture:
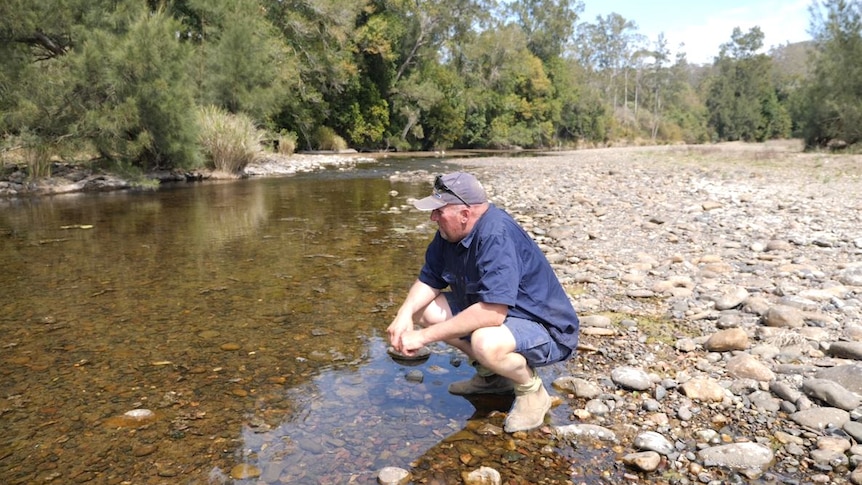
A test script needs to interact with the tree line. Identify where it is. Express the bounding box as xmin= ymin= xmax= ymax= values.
xmin=1 ymin=0 xmax=860 ymax=174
